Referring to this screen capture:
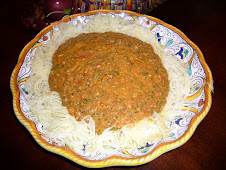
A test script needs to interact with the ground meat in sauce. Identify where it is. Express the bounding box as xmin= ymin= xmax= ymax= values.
xmin=49 ymin=32 xmax=169 ymax=134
